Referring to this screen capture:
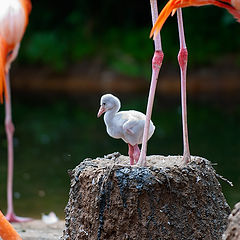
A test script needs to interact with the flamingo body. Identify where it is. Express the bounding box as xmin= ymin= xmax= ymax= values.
xmin=150 ymin=0 xmax=240 ymax=38
xmin=0 ymin=0 xmax=31 ymax=101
